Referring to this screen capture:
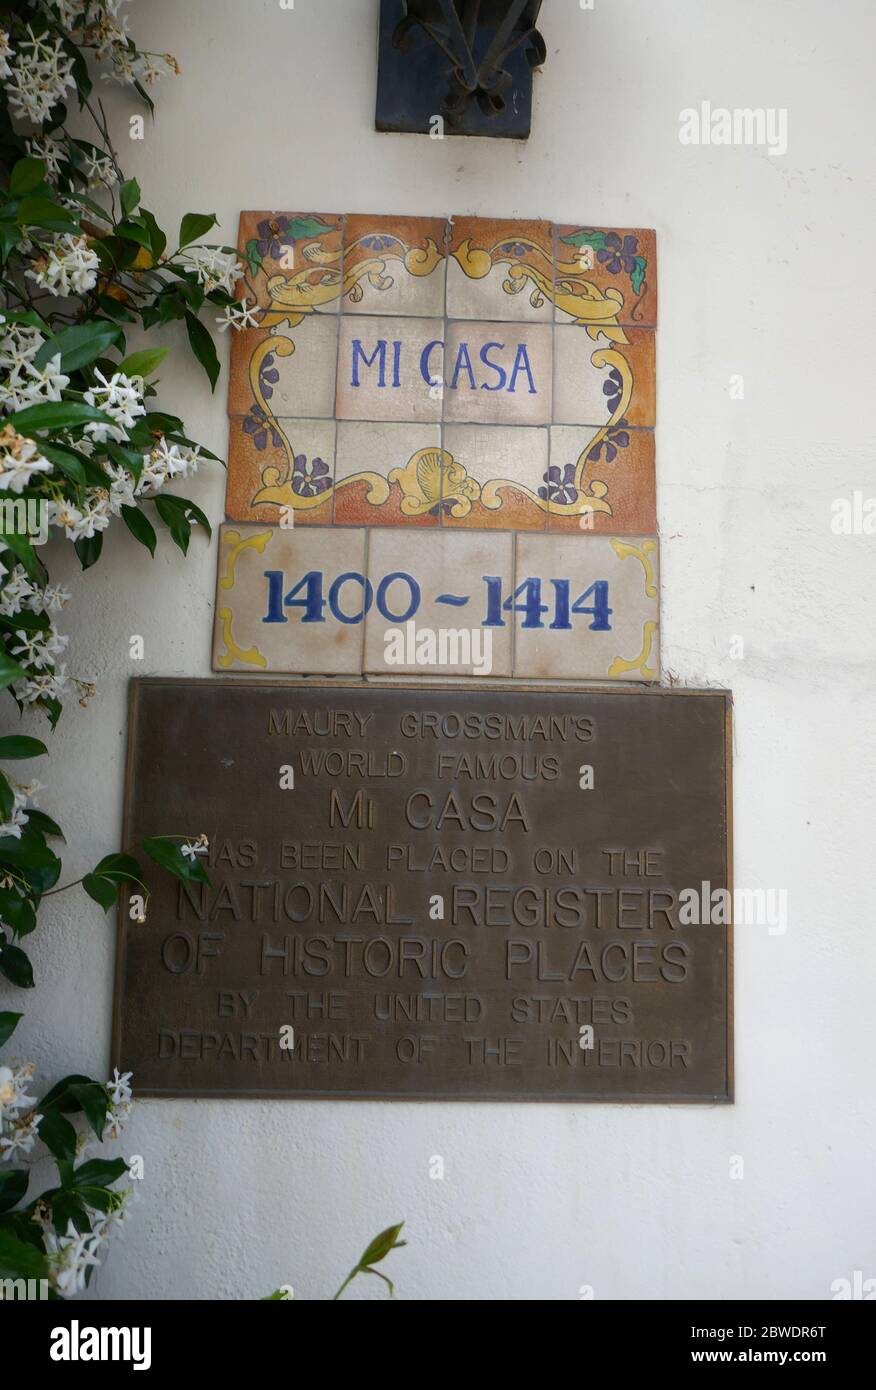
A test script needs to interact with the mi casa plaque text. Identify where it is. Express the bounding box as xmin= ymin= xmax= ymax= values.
xmin=113 ymin=680 xmax=732 ymax=1101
